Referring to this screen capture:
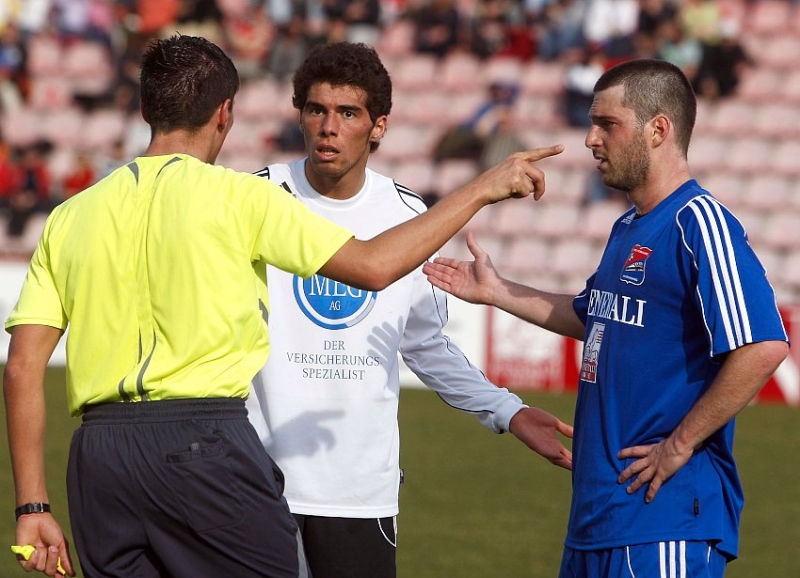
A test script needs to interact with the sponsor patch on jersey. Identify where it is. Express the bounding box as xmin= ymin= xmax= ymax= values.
xmin=293 ymin=274 xmax=377 ymax=329
xmin=620 ymin=244 xmax=652 ymax=286
xmin=580 ymin=322 xmax=605 ymax=383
